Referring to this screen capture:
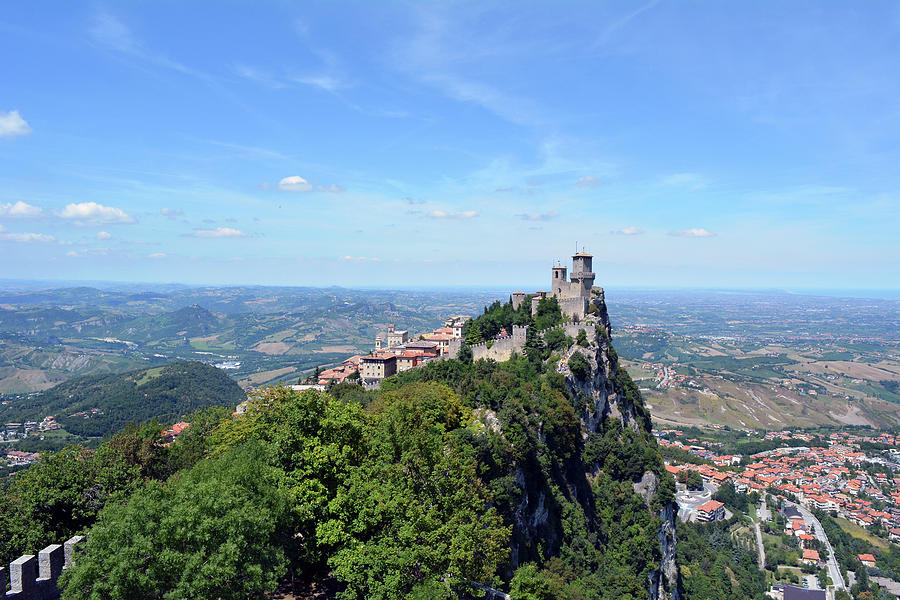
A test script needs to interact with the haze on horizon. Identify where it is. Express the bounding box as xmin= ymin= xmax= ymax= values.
xmin=1 ymin=2 xmax=899 ymax=290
